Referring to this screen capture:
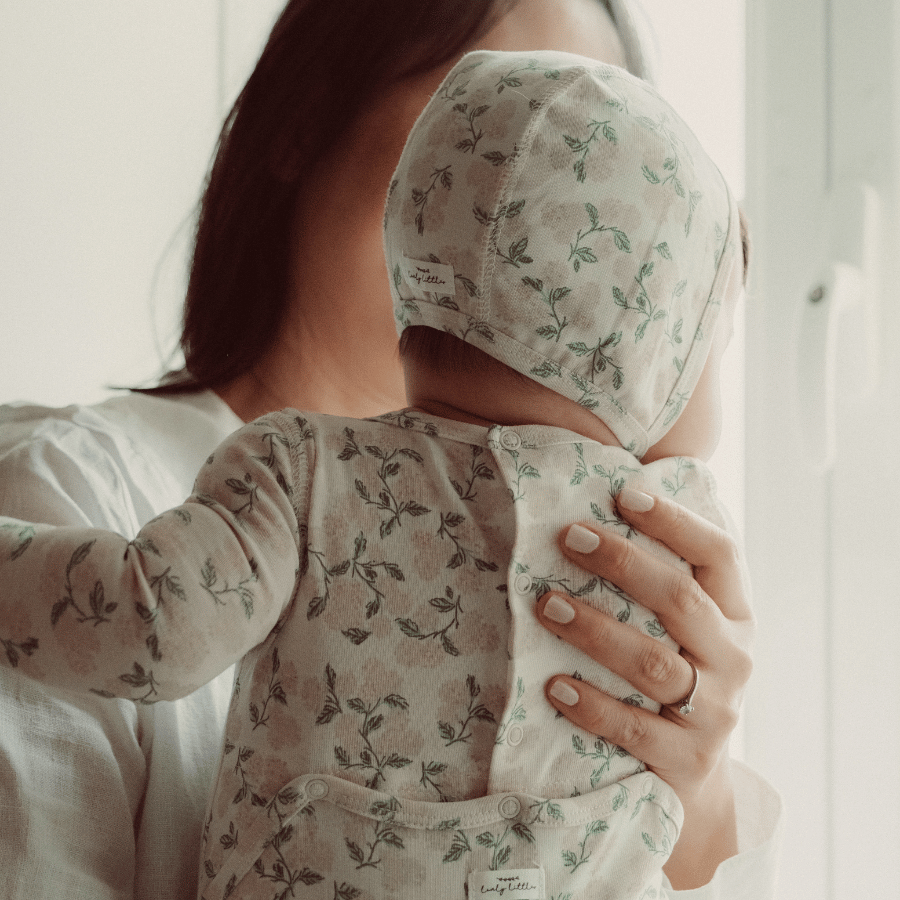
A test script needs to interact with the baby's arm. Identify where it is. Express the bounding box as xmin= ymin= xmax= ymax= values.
xmin=0 ymin=413 xmax=307 ymax=702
